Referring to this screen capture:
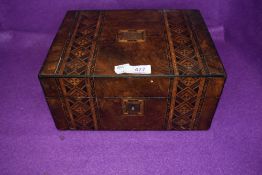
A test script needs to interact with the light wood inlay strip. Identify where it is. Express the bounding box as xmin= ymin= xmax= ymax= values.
xmin=58 ymin=79 xmax=77 ymax=129
xmin=163 ymin=10 xmax=179 ymax=129
xmin=182 ymin=11 xmax=208 ymax=128
xmin=58 ymin=11 xmax=81 ymax=75
xmin=163 ymin=10 xmax=179 ymax=75
xmin=85 ymin=12 xmax=104 ymax=130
